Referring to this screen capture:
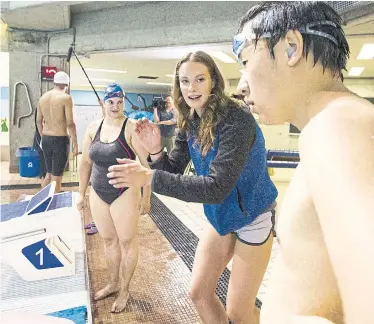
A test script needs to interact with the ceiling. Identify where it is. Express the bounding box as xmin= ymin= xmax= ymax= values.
xmin=70 ymin=32 xmax=374 ymax=94
xmin=345 ymin=35 xmax=374 ymax=77
xmin=1 ymin=2 xmax=71 ymax=31
xmin=0 ymin=1 xmax=158 ymax=31
xmin=70 ymin=43 xmax=238 ymax=93
xmin=2 ymin=1 xmax=373 ymax=95
xmin=69 ymin=1 xmax=148 ymax=14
